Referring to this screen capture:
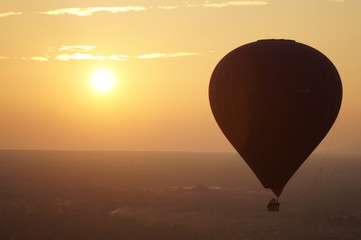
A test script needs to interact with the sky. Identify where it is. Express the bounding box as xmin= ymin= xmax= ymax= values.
xmin=0 ymin=0 xmax=360 ymax=154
